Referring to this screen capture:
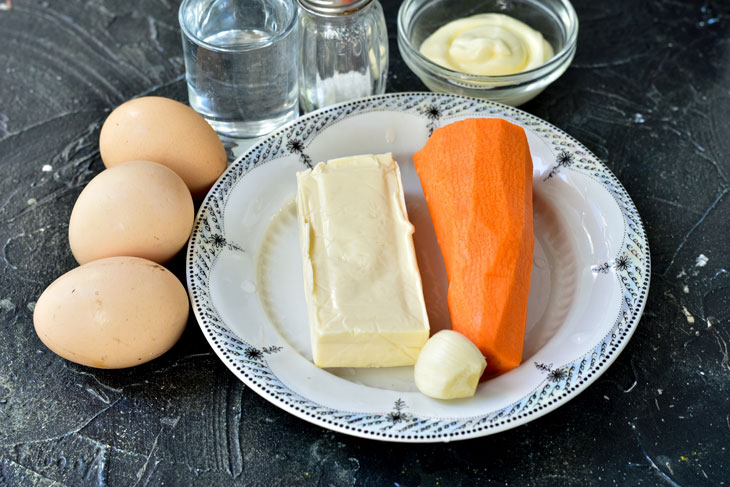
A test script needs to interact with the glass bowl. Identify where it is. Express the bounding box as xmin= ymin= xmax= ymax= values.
xmin=397 ymin=0 xmax=578 ymax=106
